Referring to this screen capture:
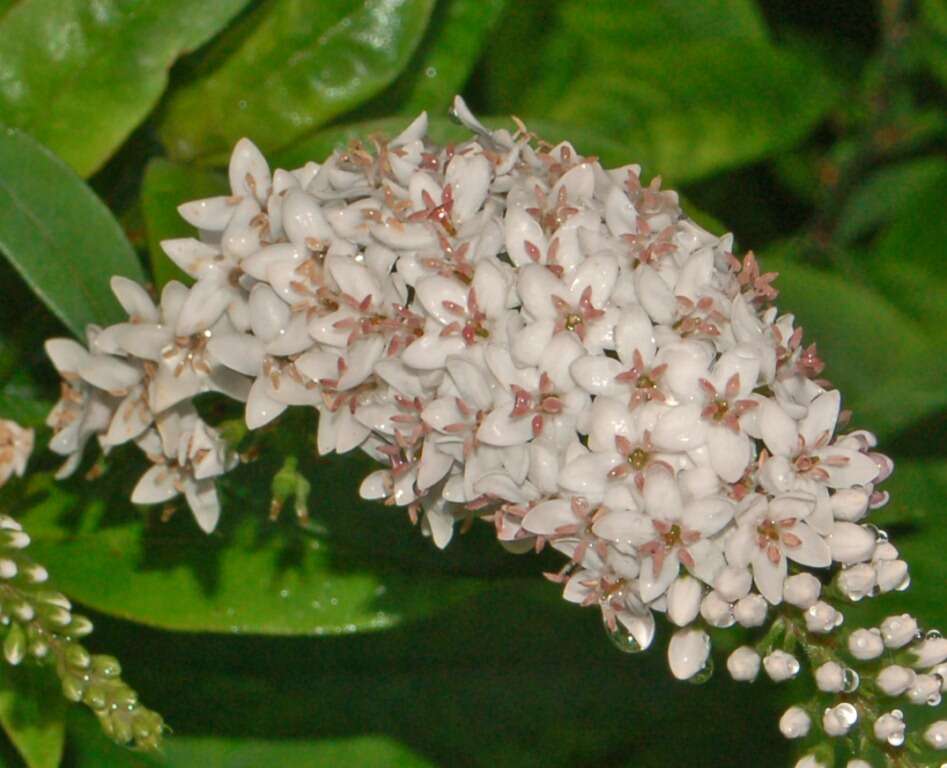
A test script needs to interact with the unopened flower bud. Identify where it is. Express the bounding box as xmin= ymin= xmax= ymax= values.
xmin=911 ymin=636 xmax=947 ymax=668
xmin=873 ymin=711 xmax=905 ymax=746
xmin=924 ymin=720 xmax=947 ymax=750
xmin=2 ymin=623 xmax=24 ymax=665
xmin=815 ymin=661 xmax=845 ymax=692
xmin=779 ymin=706 xmax=811 ymax=739
xmin=805 ymin=601 xmax=842 ymax=634
xmin=733 ymin=594 xmax=767 ymax=627
xmin=830 ymin=488 xmax=869 ymax=522
xmin=0 ymin=559 xmax=17 ymax=579
xmin=0 ymin=530 xmax=29 ymax=549
xmin=92 ymin=655 xmax=122 ymax=678
xmin=64 ymin=643 xmax=91 ymax=669
xmin=700 ymin=591 xmax=734 ymax=627
xmin=666 ymin=575 xmax=701 ymax=627
xmin=906 ymin=674 xmax=942 ymax=705
xmin=848 ymin=628 xmax=884 ymax=660
xmin=822 ymin=702 xmax=857 ymax=736
xmin=876 ymin=665 xmax=915 ymax=696
xmin=880 ymin=614 xmax=919 ymax=648
xmin=872 ymin=541 xmax=899 ymax=561
xmin=667 ymin=628 xmax=711 ymax=681
xmin=764 ymin=650 xmax=800 ymax=682
xmin=713 ymin=566 xmax=751 ymax=602
xmin=829 ymin=522 xmax=875 ymax=564
xmin=726 ymin=646 xmax=760 ymax=682
xmin=794 ymin=756 xmax=824 ymax=768
xmin=875 ymin=559 xmax=908 ymax=592
xmin=837 ymin=563 xmax=875 ymax=601
xmin=783 ymin=573 xmax=821 ymax=609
